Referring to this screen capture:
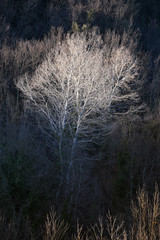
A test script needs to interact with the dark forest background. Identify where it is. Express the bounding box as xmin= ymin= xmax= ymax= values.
xmin=1 ymin=0 xmax=160 ymax=239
